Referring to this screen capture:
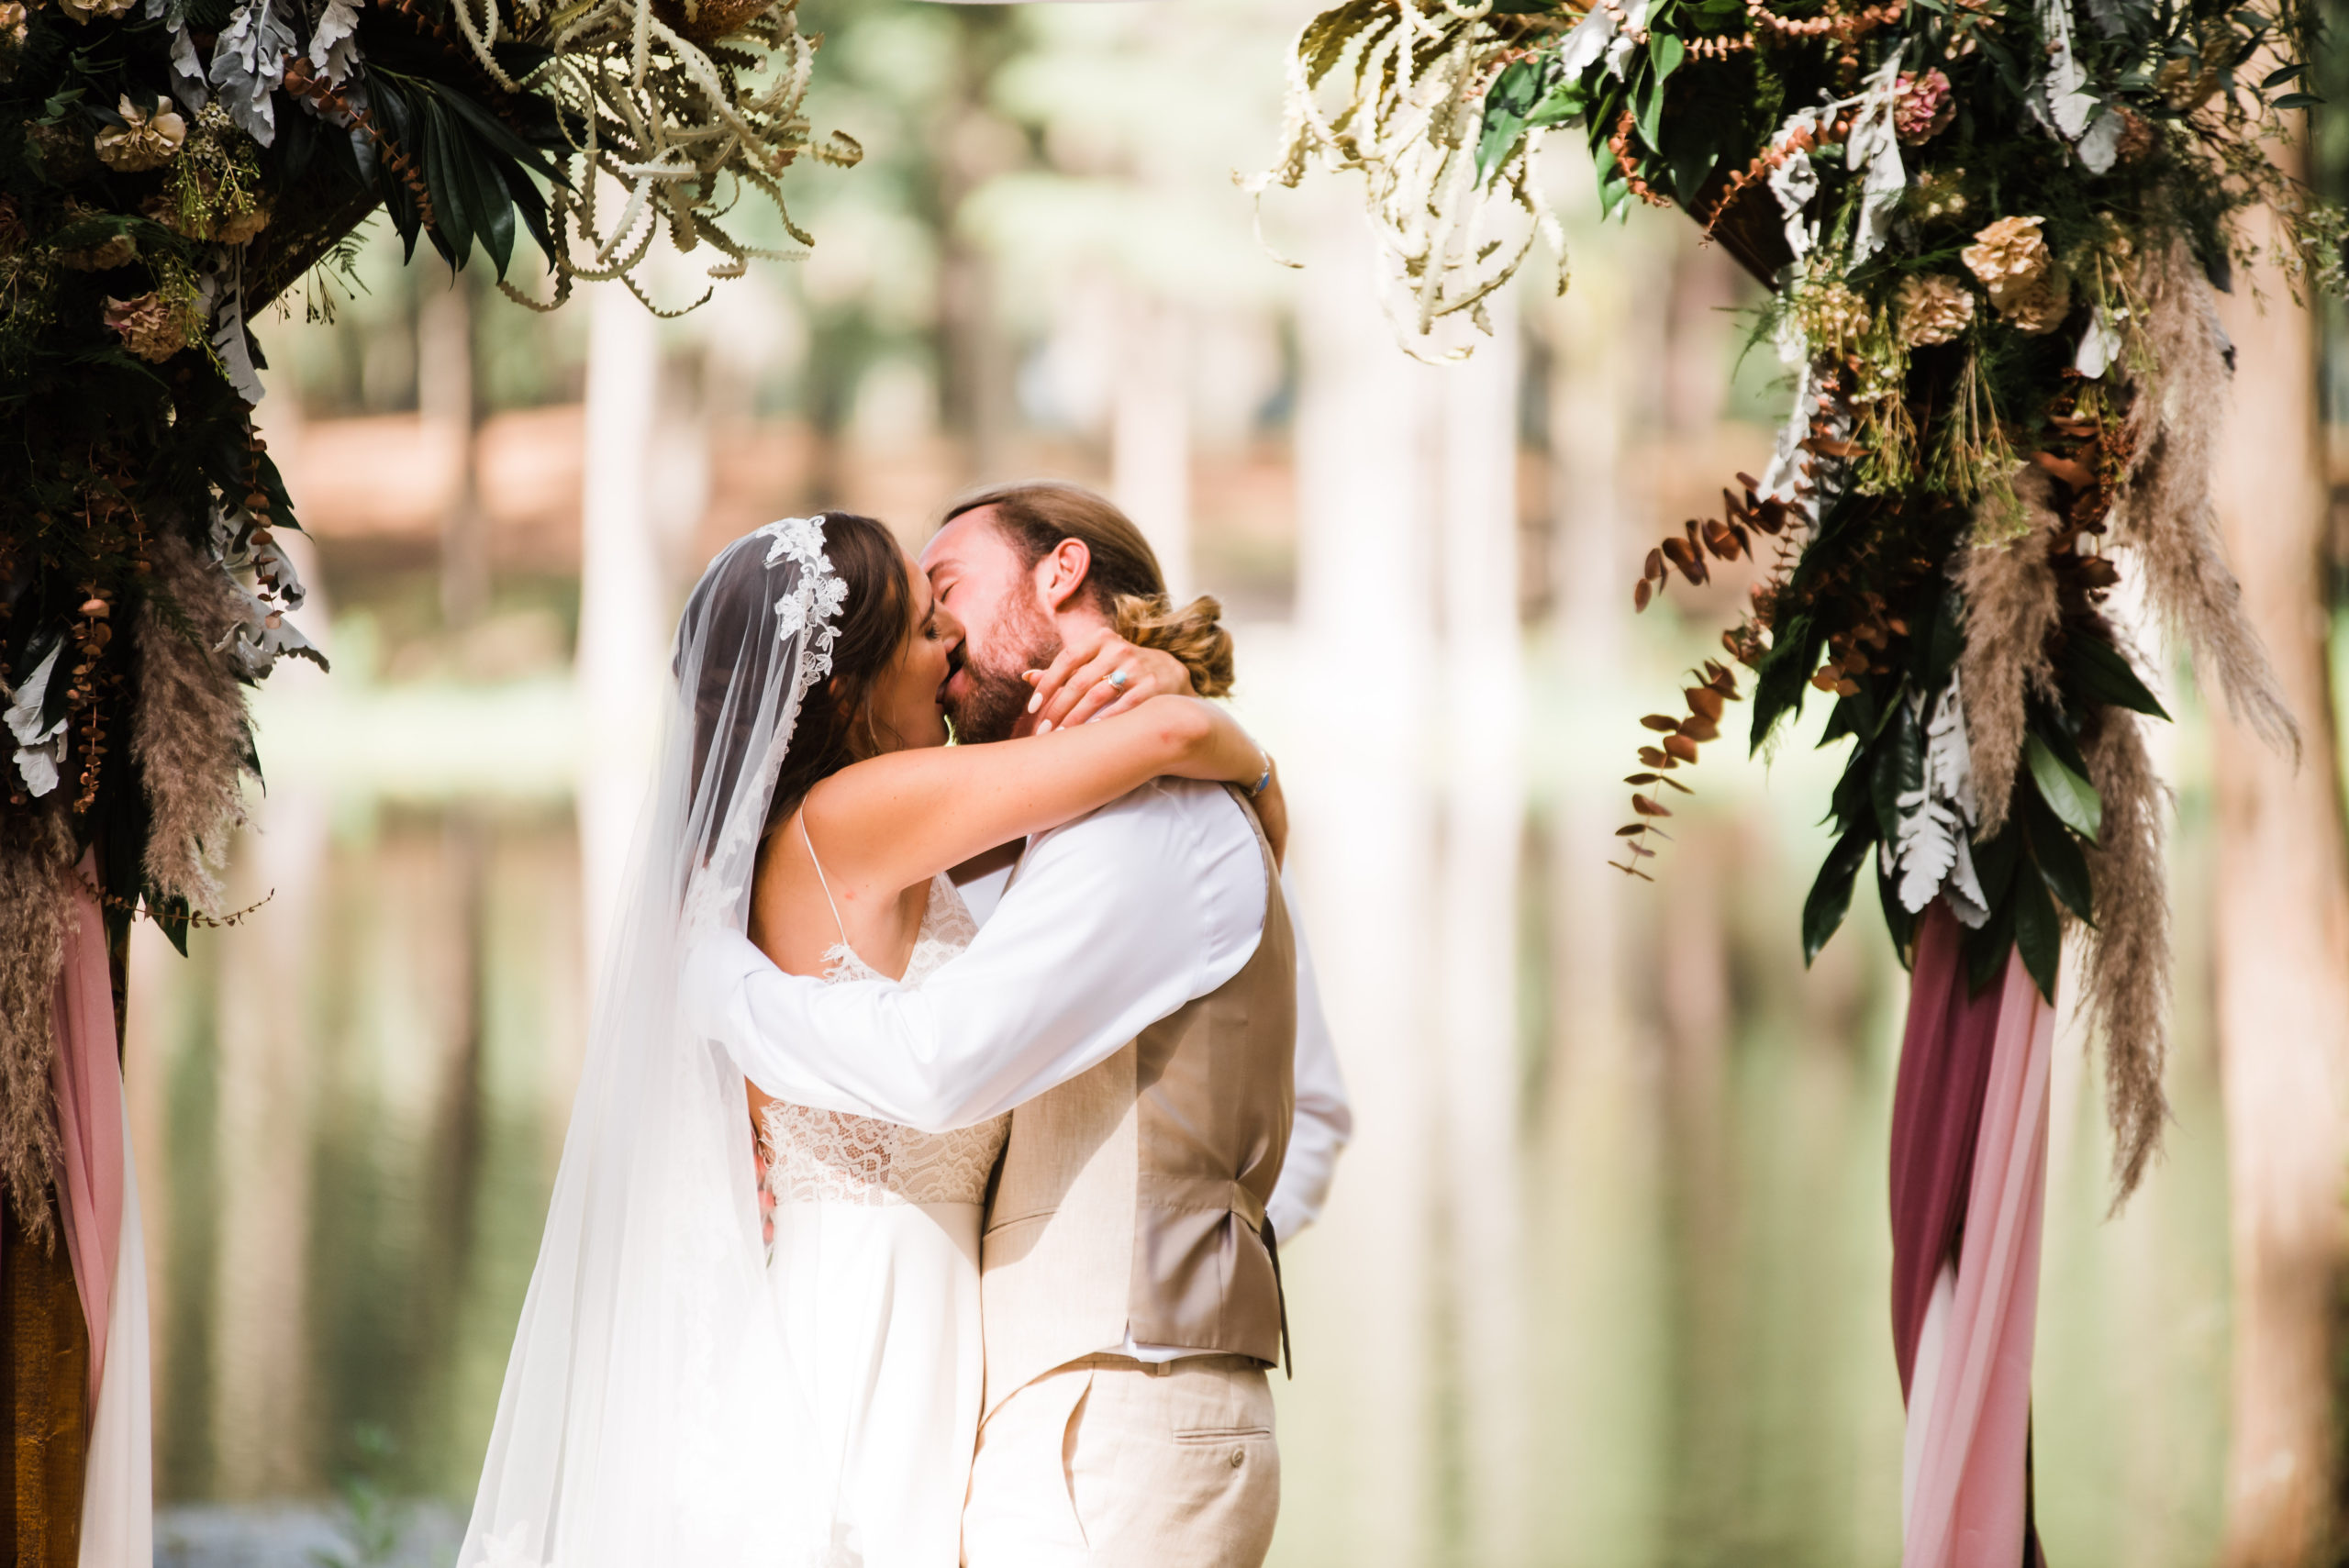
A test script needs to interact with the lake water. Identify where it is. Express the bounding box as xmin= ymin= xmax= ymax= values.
xmin=127 ymin=628 xmax=2232 ymax=1568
